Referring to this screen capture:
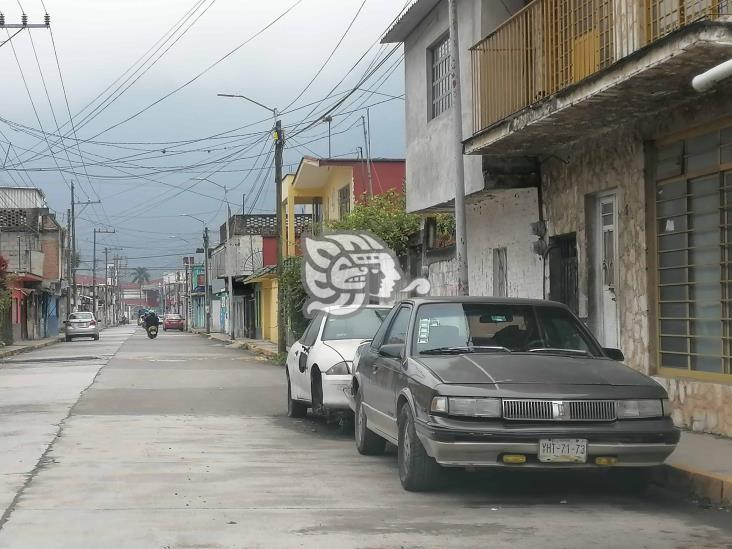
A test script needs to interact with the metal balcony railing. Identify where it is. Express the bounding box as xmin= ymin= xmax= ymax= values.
xmin=471 ymin=0 xmax=731 ymax=134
